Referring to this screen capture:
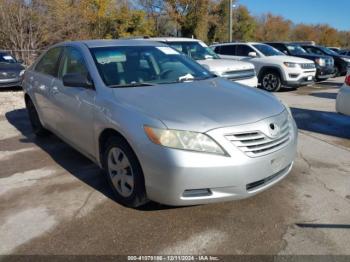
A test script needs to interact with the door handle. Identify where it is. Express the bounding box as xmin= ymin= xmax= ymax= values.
xmin=52 ymin=86 xmax=59 ymax=94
